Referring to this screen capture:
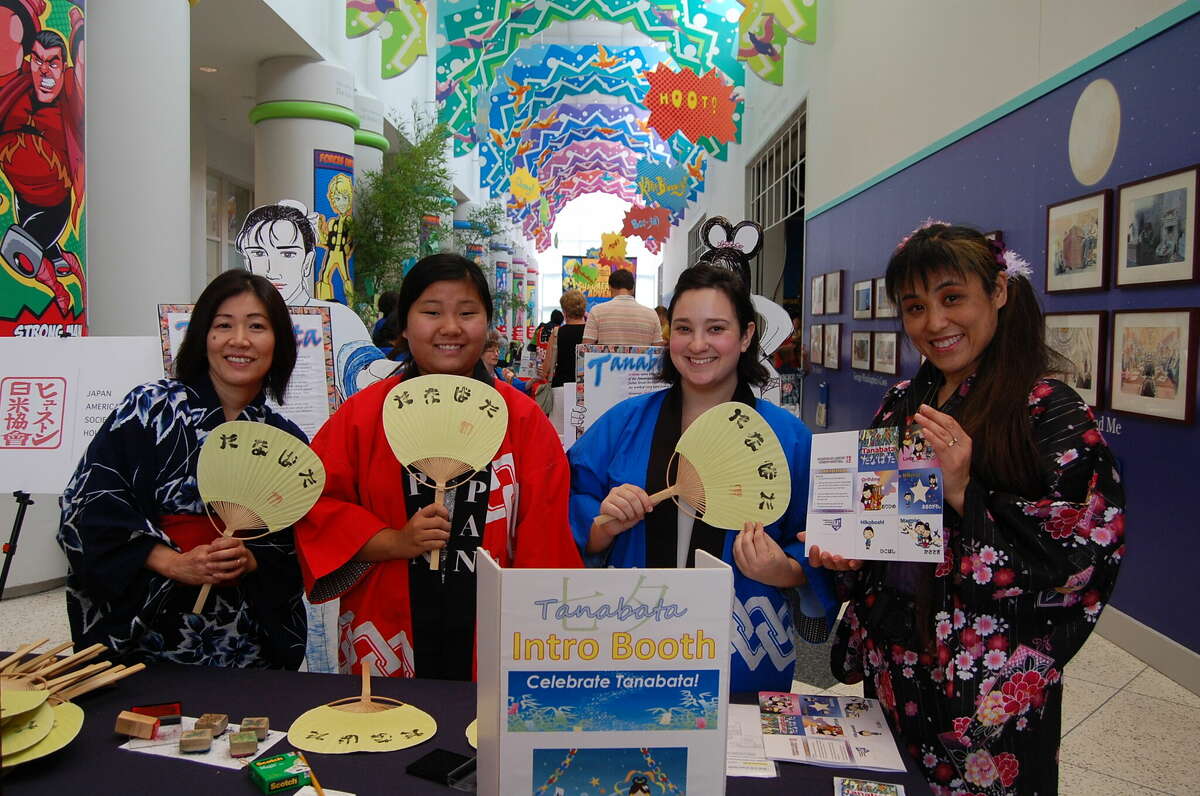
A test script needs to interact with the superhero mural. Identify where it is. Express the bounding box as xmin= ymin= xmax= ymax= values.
xmin=0 ymin=0 xmax=85 ymax=337
xmin=313 ymin=149 xmax=354 ymax=307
